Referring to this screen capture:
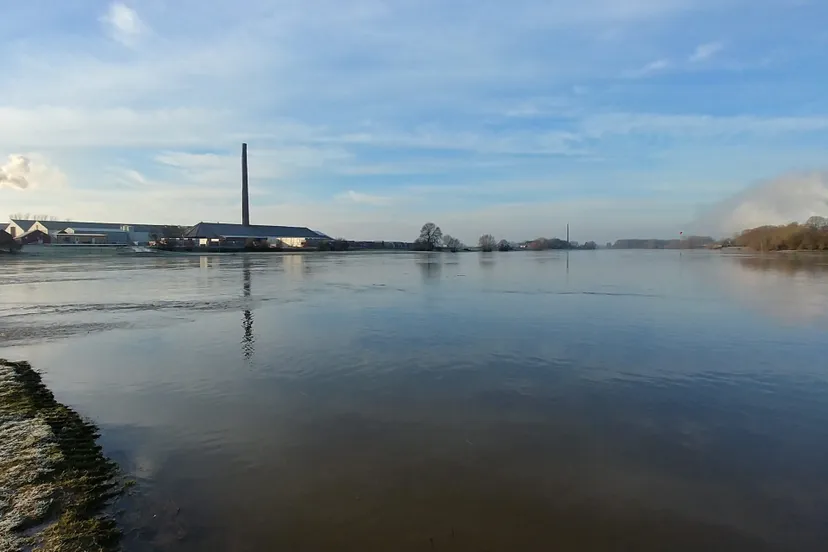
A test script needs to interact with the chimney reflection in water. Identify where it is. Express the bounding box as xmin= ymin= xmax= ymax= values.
xmin=241 ymin=258 xmax=254 ymax=360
